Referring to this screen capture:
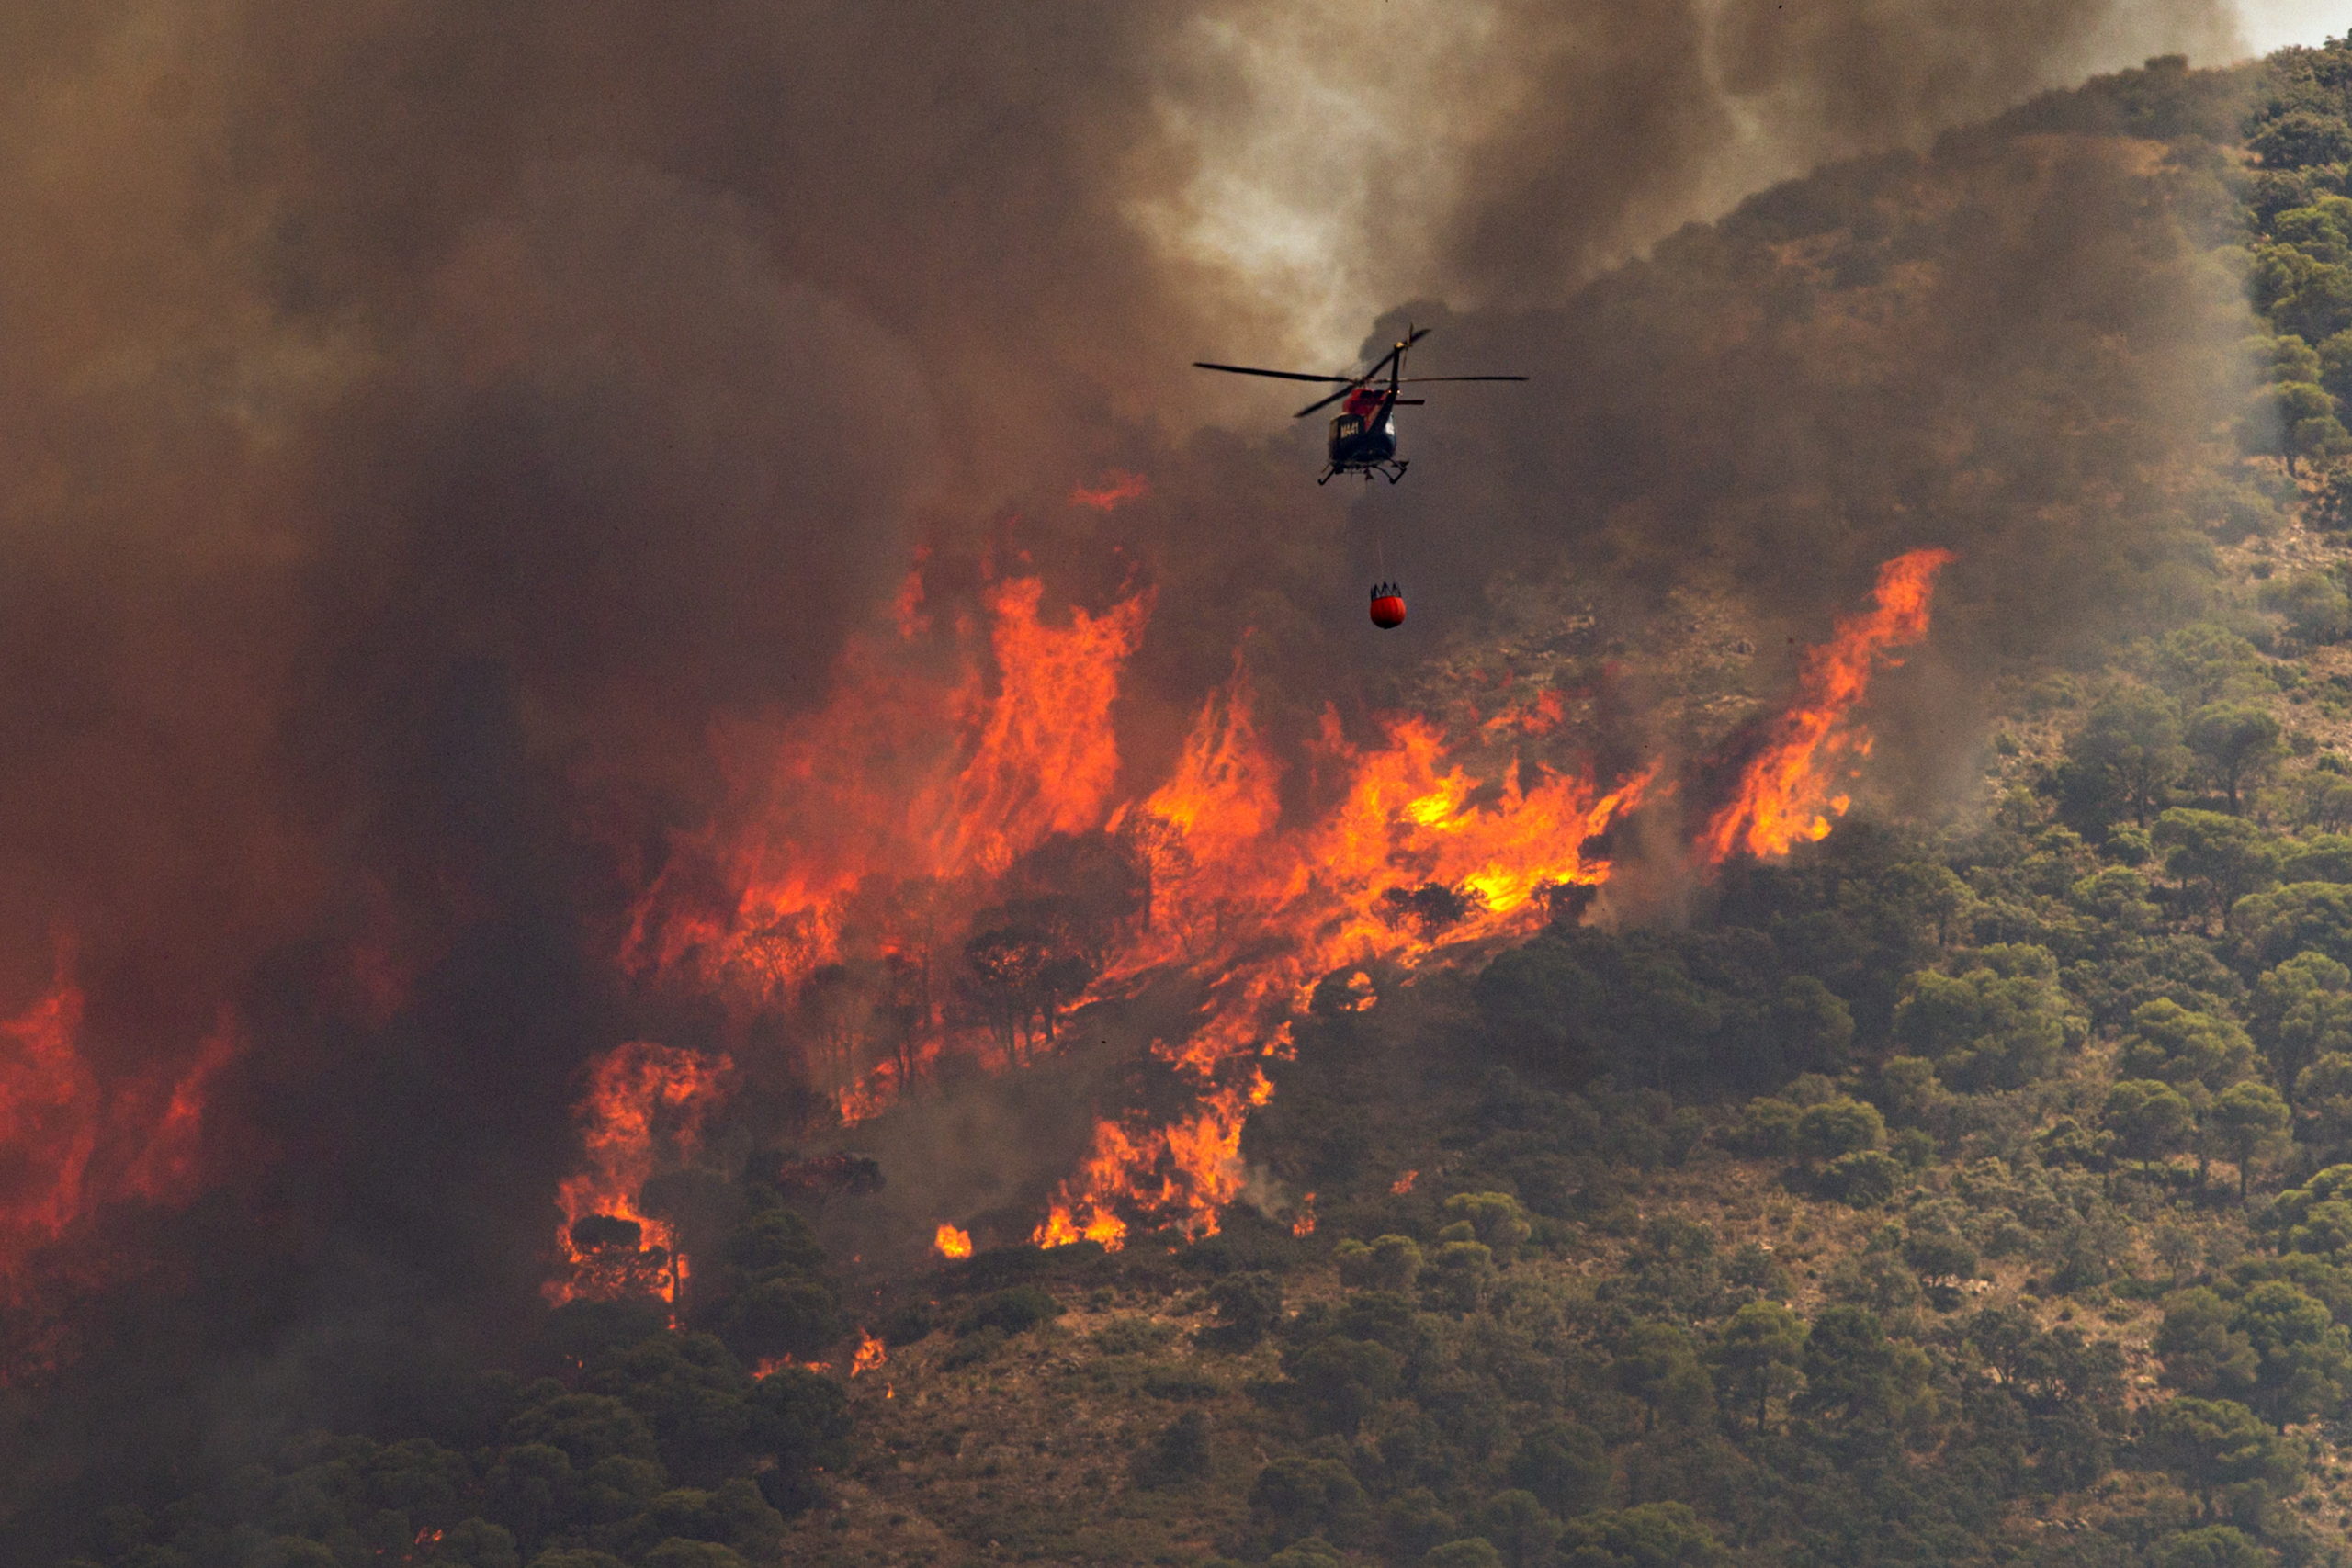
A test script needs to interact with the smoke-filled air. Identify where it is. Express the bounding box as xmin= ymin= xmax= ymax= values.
xmin=28 ymin=3 xmax=2352 ymax=1566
